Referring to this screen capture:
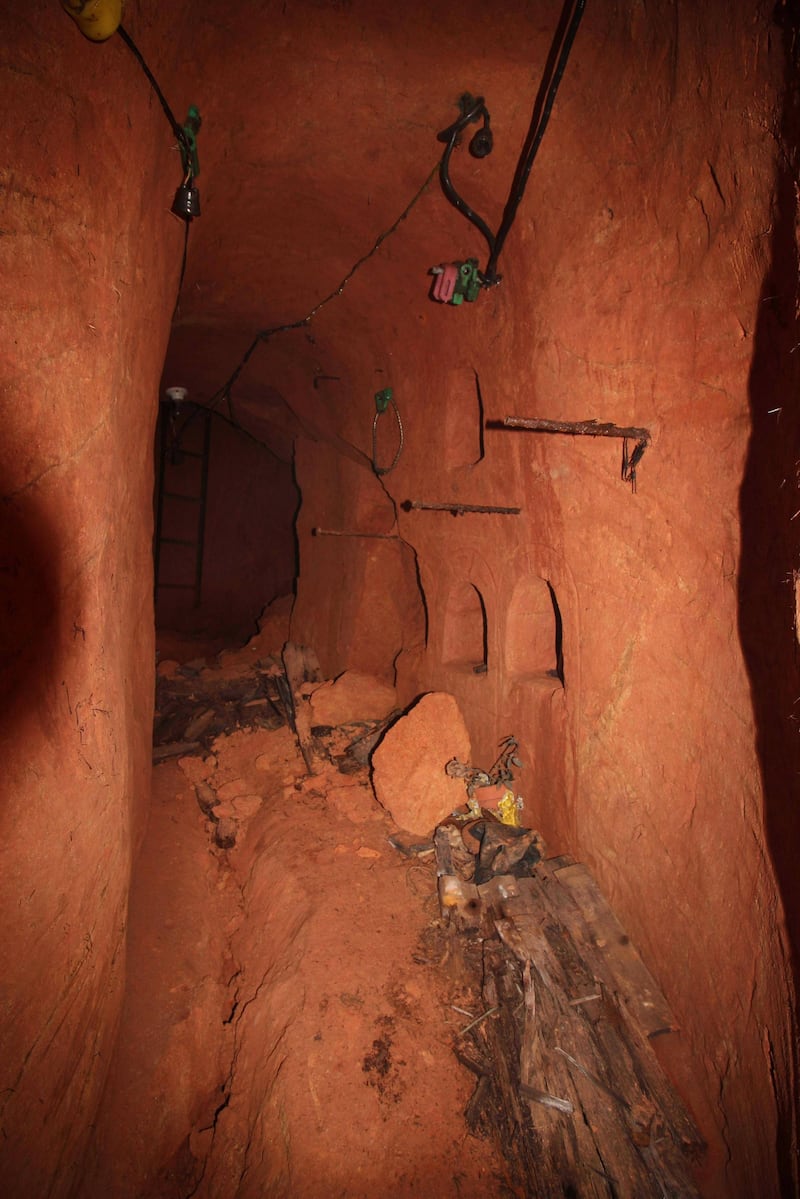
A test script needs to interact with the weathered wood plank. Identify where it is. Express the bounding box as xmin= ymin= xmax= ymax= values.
xmin=553 ymin=862 xmax=675 ymax=1035
xmin=280 ymin=643 xmax=319 ymax=773
xmin=518 ymin=868 xmax=704 ymax=1159
xmin=152 ymin=739 xmax=200 ymax=762
xmin=501 ymin=910 xmax=667 ymax=1196
xmin=444 ymin=850 xmax=704 ymax=1194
